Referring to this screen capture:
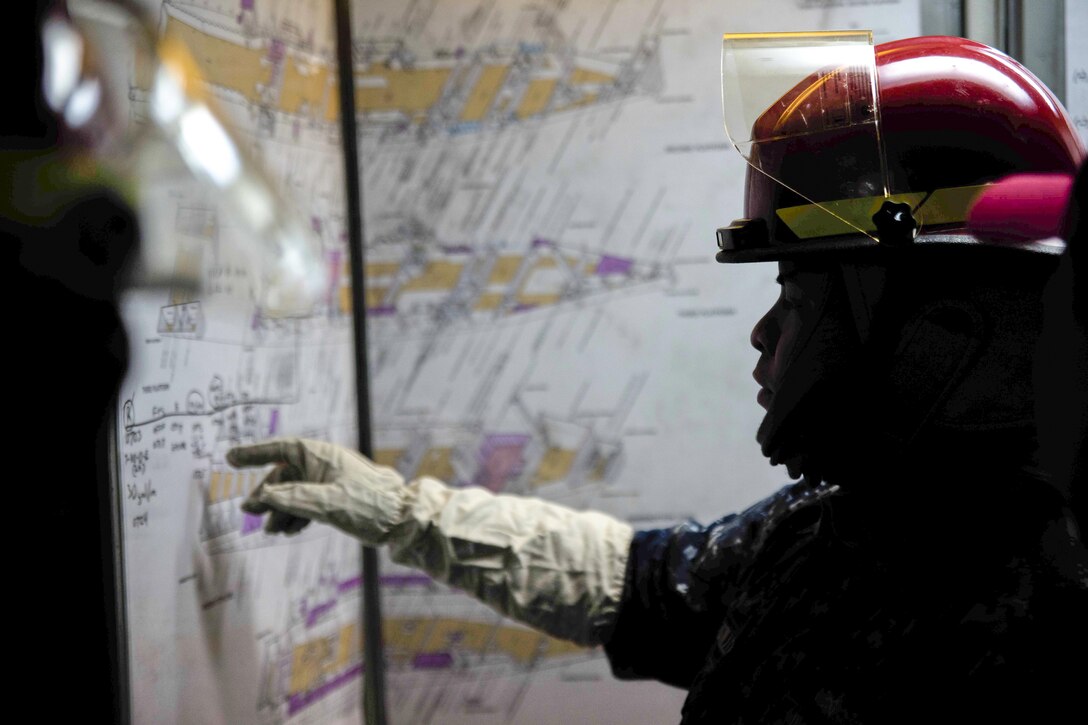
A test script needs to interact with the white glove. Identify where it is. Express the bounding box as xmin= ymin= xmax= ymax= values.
xmin=227 ymin=437 xmax=633 ymax=647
